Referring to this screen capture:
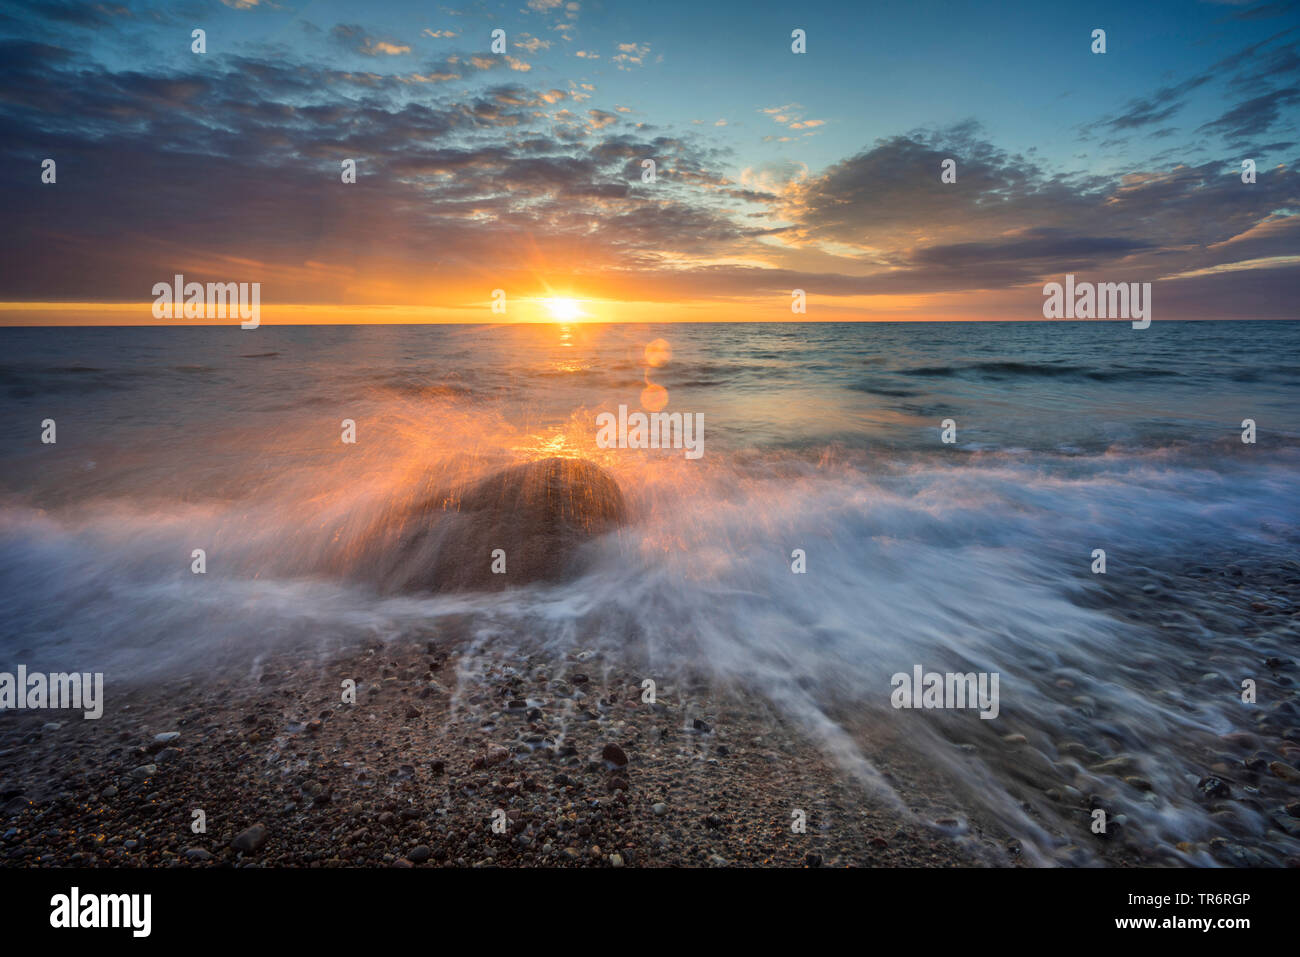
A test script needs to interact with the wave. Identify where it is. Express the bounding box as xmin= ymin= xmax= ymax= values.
xmin=896 ymin=361 xmax=1184 ymax=382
